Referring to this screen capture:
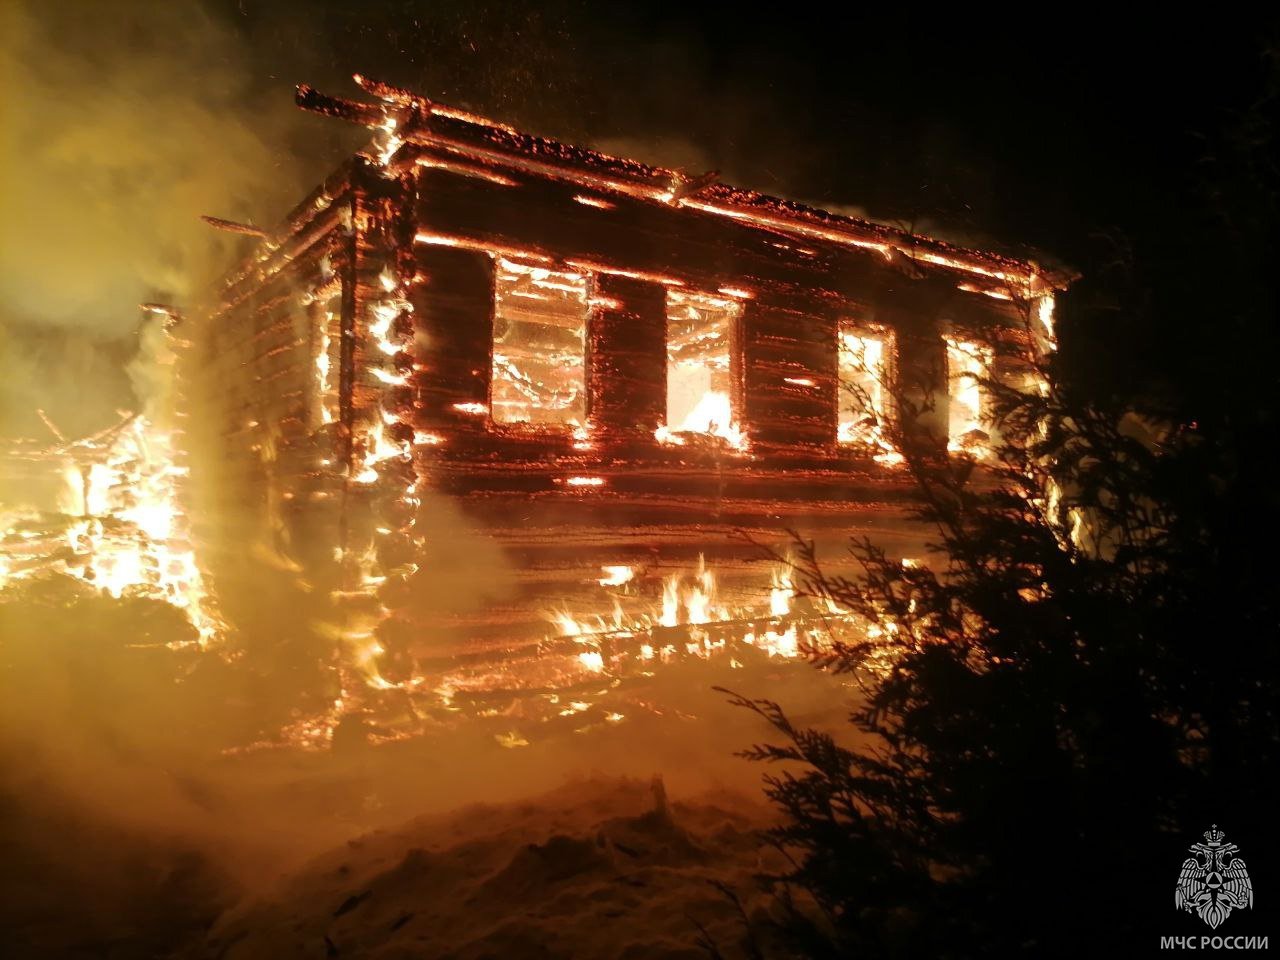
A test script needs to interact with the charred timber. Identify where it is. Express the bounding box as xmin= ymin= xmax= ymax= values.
xmin=295 ymin=83 xmax=385 ymax=127
xmin=201 ymin=215 xmax=269 ymax=239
